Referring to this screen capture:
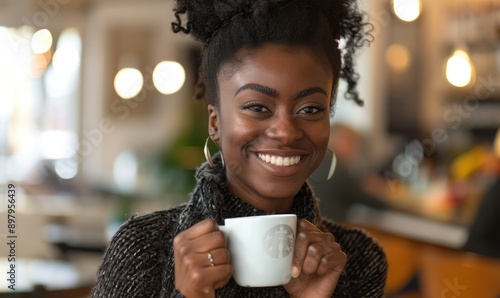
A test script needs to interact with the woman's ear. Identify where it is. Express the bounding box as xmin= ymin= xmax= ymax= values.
xmin=207 ymin=104 xmax=220 ymax=141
